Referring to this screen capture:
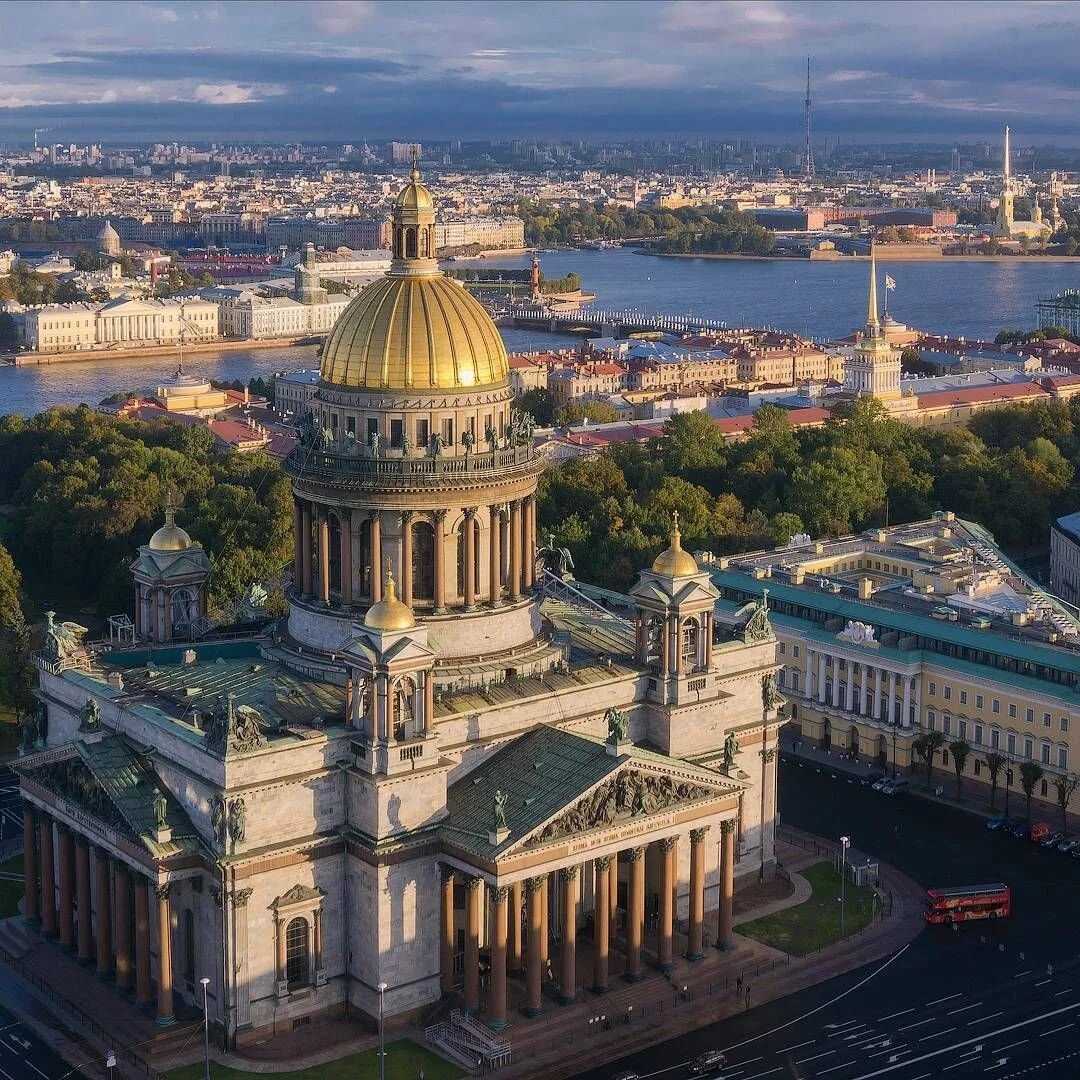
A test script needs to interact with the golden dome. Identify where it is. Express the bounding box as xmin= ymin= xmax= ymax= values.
xmin=651 ymin=514 xmax=699 ymax=578
xmin=364 ymin=569 xmax=415 ymax=631
xmin=395 ymin=164 xmax=434 ymax=211
xmin=320 ymin=273 xmax=509 ymax=391
xmin=149 ymin=507 xmax=192 ymax=552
